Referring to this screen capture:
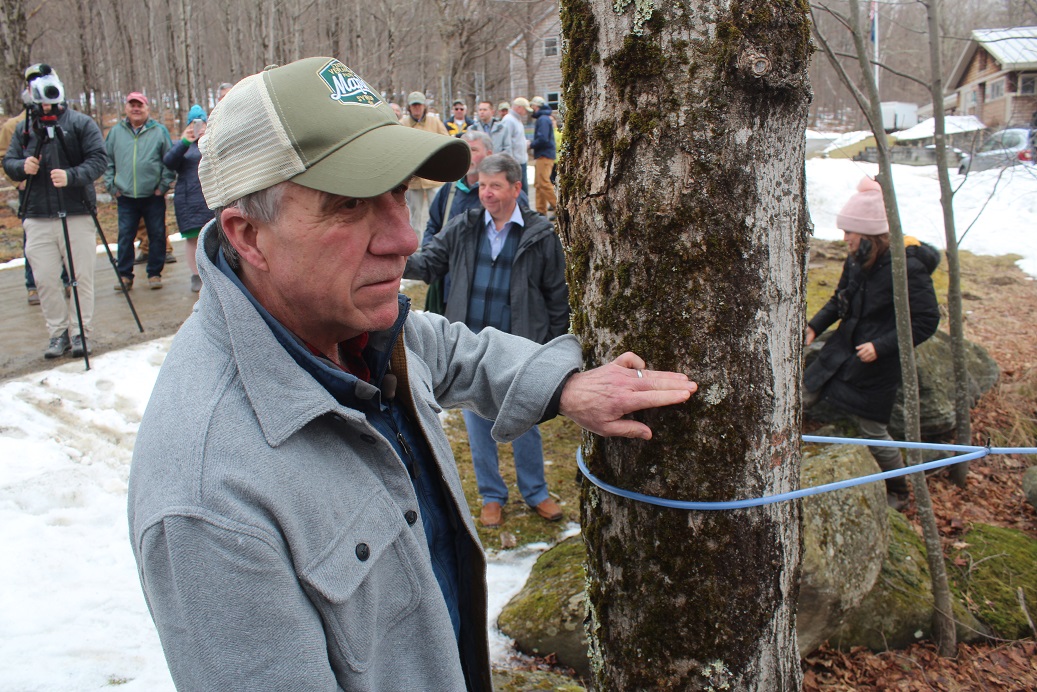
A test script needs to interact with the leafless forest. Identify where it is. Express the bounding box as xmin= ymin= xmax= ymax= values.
xmin=1 ymin=0 xmax=1036 ymax=129
xmin=0 ymin=0 xmax=558 ymax=125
